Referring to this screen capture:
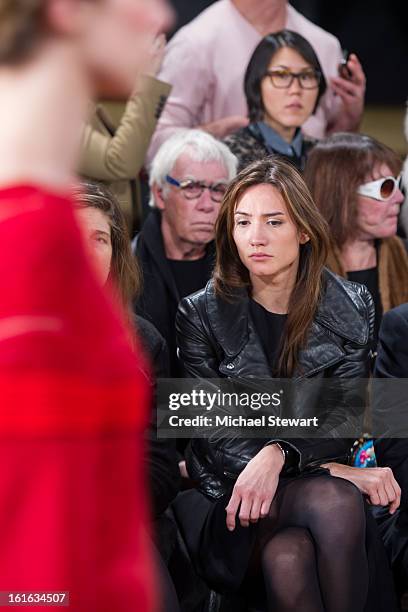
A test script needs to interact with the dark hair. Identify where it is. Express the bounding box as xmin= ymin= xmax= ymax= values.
xmin=0 ymin=1 xmax=45 ymax=64
xmin=73 ymin=180 xmax=141 ymax=307
xmin=214 ymin=157 xmax=329 ymax=376
xmin=304 ymin=132 xmax=403 ymax=248
xmin=244 ymin=29 xmax=326 ymax=123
